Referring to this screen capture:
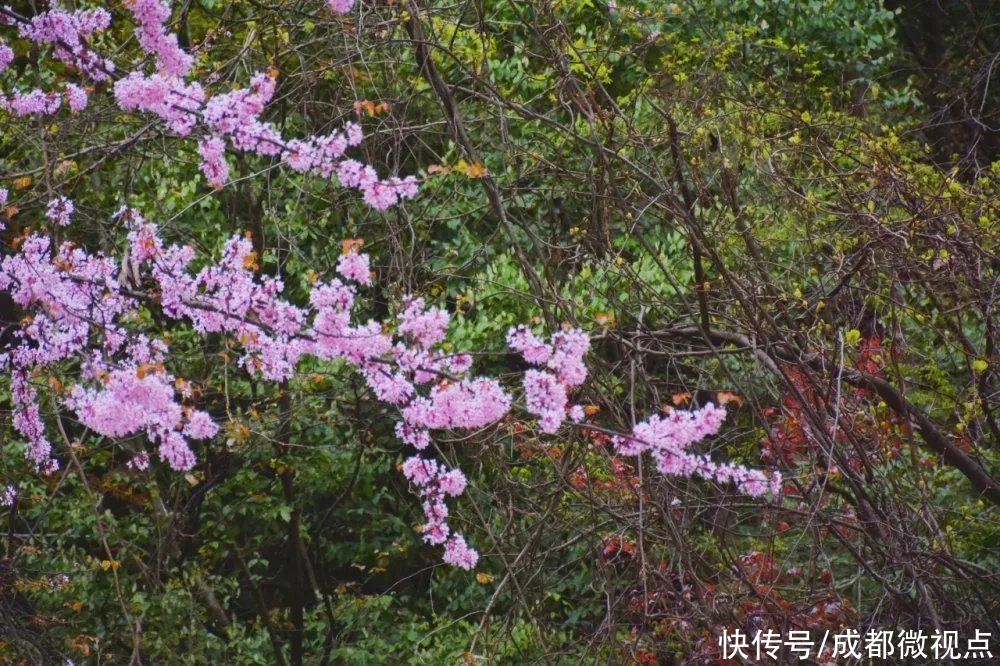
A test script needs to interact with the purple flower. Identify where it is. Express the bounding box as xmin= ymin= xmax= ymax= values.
xmin=45 ymin=197 xmax=74 ymax=227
